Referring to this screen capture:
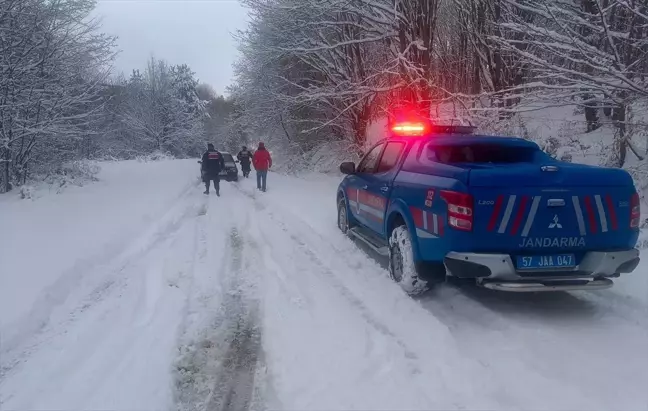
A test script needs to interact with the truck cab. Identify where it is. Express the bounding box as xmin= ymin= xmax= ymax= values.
xmin=336 ymin=122 xmax=641 ymax=295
